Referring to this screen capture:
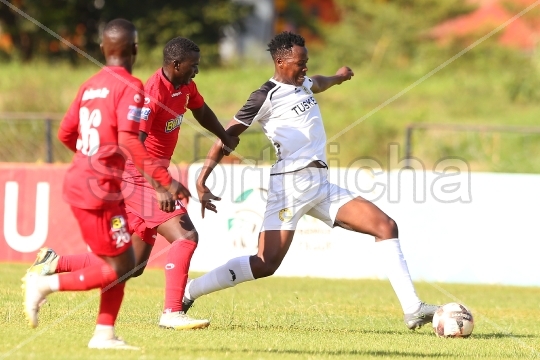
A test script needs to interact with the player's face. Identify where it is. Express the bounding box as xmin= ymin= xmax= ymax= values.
xmin=281 ymin=45 xmax=308 ymax=86
xmin=174 ymin=51 xmax=200 ymax=86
